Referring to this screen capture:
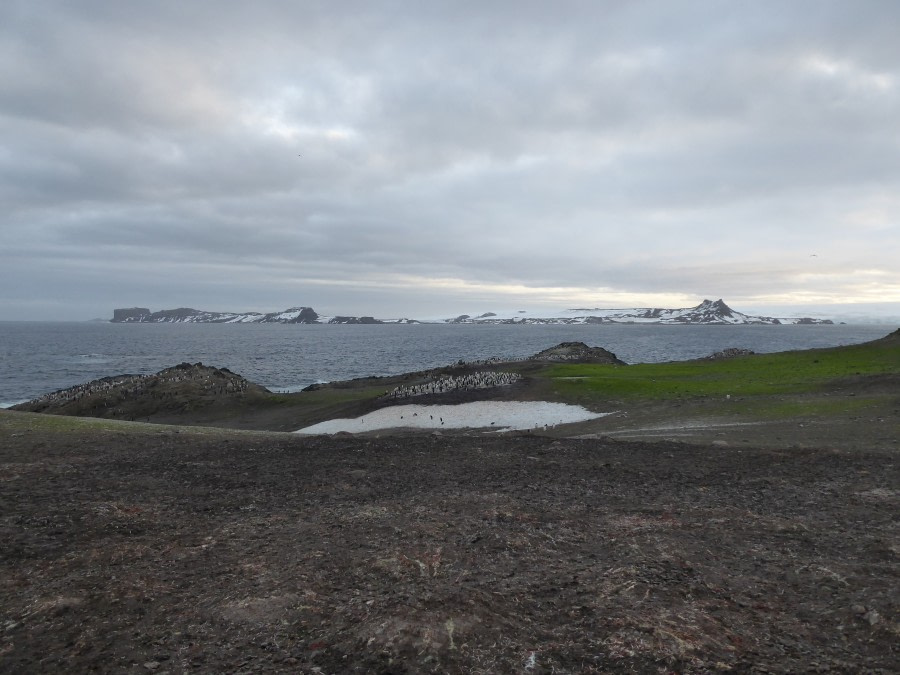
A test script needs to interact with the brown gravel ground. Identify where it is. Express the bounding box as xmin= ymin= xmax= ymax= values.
xmin=1 ymin=410 xmax=897 ymax=673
